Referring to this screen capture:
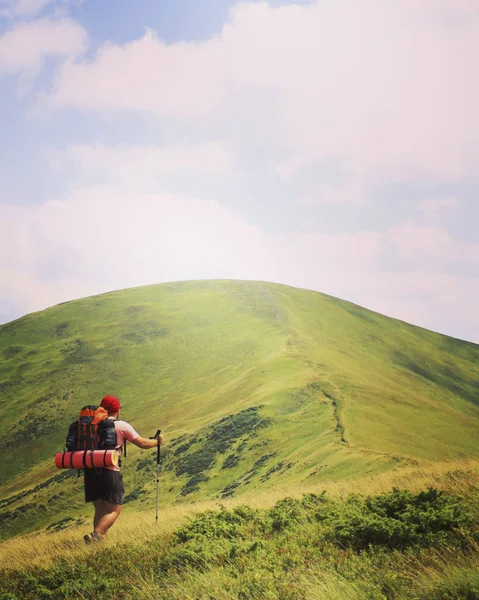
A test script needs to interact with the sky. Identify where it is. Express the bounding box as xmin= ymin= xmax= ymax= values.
xmin=0 ymin=0 xmax=478 ymax=343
